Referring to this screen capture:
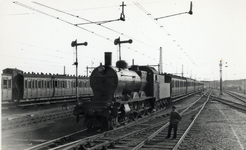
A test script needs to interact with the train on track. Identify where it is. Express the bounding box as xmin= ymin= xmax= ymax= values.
xmin=73 ymin=52 xmax=204 ymax=129
xmin=1 ymin=68 xmax=92 ymax=106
